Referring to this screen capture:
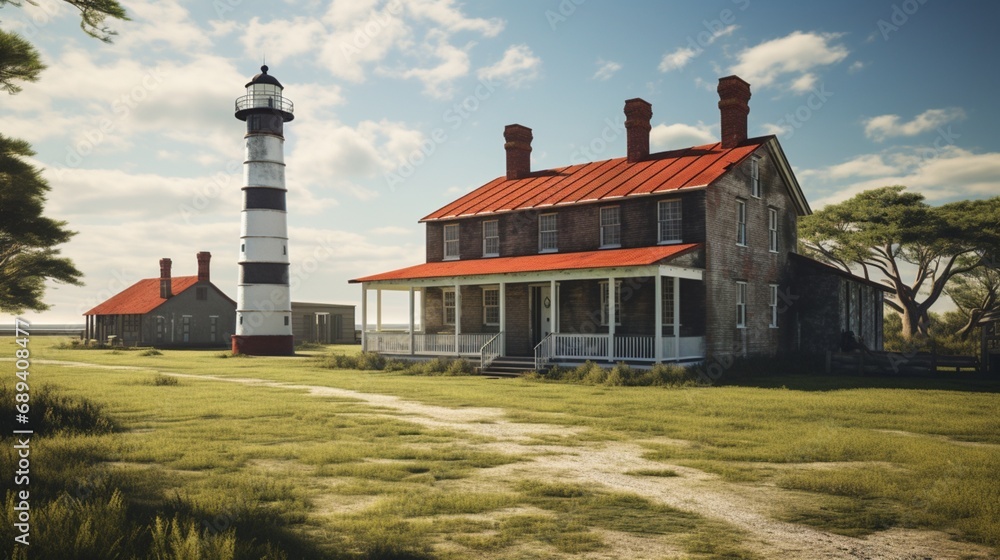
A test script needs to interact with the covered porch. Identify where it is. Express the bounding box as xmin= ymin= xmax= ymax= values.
xmin=350 ymin=245 xmax=706 ymax=370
